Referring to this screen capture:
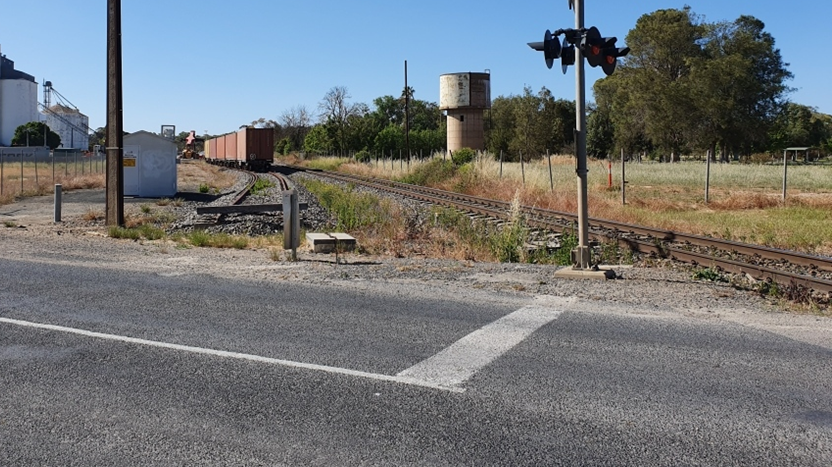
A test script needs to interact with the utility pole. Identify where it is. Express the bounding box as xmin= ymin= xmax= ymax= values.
xmin=404 ymin=60 xmax=410 ymax=164
xmin=106 ymin=0 xmax=124 ymax=226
